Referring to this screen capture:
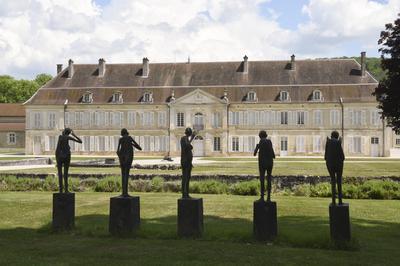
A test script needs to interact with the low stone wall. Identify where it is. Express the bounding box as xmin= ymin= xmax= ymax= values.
xmin=1 ymin=173 xmax=399 ymax=189
xmin=0 ymin=157 xmax=52 ymax=167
